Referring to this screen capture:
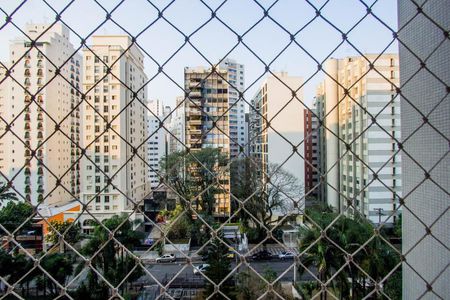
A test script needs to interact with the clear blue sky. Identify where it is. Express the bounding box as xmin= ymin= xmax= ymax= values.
xmin=0 ymin=0 xmax=398 ymax=108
